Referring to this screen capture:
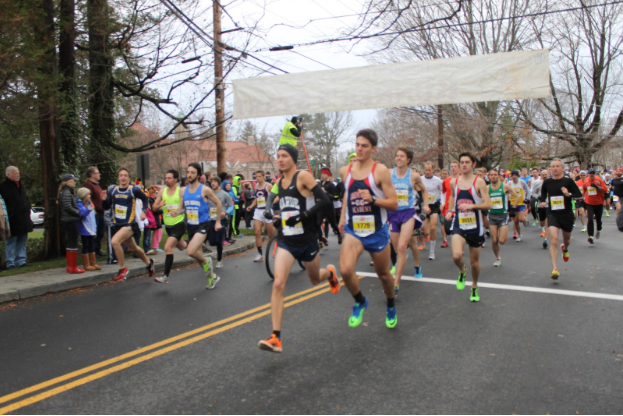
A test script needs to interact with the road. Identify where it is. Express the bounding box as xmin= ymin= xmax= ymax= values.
xmin=1 ymin=215 xmax=623 ymax=414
